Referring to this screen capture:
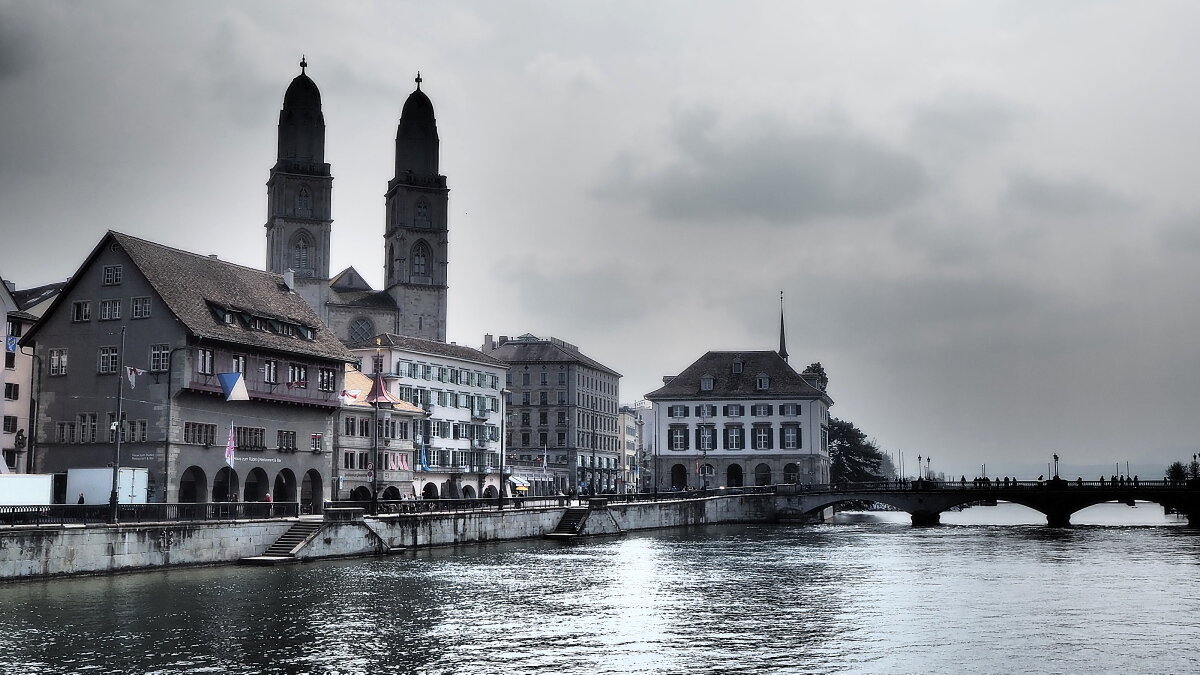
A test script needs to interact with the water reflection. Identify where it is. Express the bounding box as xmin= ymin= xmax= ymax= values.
xmin=1 ymin=505 xmax=1199 ymax=674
